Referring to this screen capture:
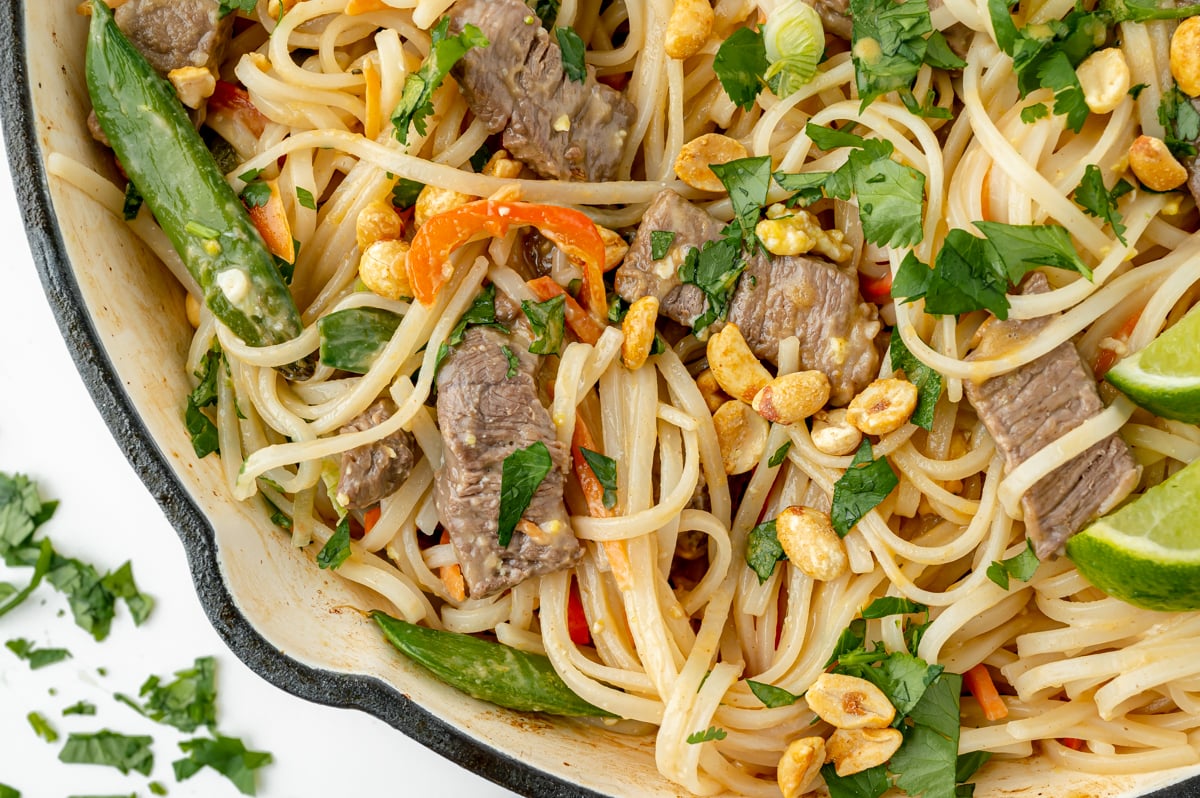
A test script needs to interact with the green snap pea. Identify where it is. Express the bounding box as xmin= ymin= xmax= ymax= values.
xmin=85 ymin=0 xmax=311 ymax=378
xmin=371 ymin=611 xmax=614 ymax=718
